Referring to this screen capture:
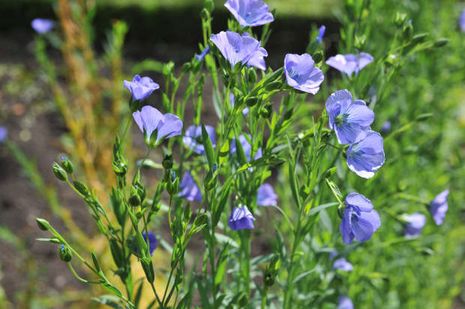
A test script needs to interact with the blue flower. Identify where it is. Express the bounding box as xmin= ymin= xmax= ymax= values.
xmin=284 ymin=53 xmax=324 ymax=94
xmin=183 ymin=125 xmax=216 ymax=155
xmin=316 ymin=25 xmax=326 ymax=43
xmin=429 ymin=189 xmax=449 ymax=225
xmin=326 ymin=52 xmax=374 ymax=77
xmin=333 ymin=257 xmax=353 ymax=272
xmin=31 ymin=18 xmax=54 ymax=34
xmin=326 ymin=89 xmax=374 ymax=145
xmin=340 ymin=192 xmax=381 ymax=244
xmin=133 ymin=106 xmax=183 ymax=145
xmin=257 ymin=183 xmax=278 ymax=207
xmin=338 ymin=296 xmax=354 ymax=309
xmin=228 ymin=206 xmax=255 ymax=230
xmin=230 ymin=134 xmax=262 ymax=162
xmin=210 ymin=31 xmax=268 ymax=70
xmin=460 ymin=9 xmax=465 ymax=32
xmin=124 ymin=75 xmax=160 ymax=101
xmin=225 ymin=0 xmax=274 ymax=27
xmin=195 ymin=46 xmax=210 ymax=61
xmin=346 ymin=131 xmax=385 ymax=179
xmin=402 ymin=213 xmax=426 ymax=238
xmin=0 ymin=127 xmax=7 ymax=144
xmin=142 ymin=232 xmax=158 ymax=255
xmin=179 ymin=172 xmax=202 ymax=202
xmin=381 ymin=120 xmax=391 ymax=134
